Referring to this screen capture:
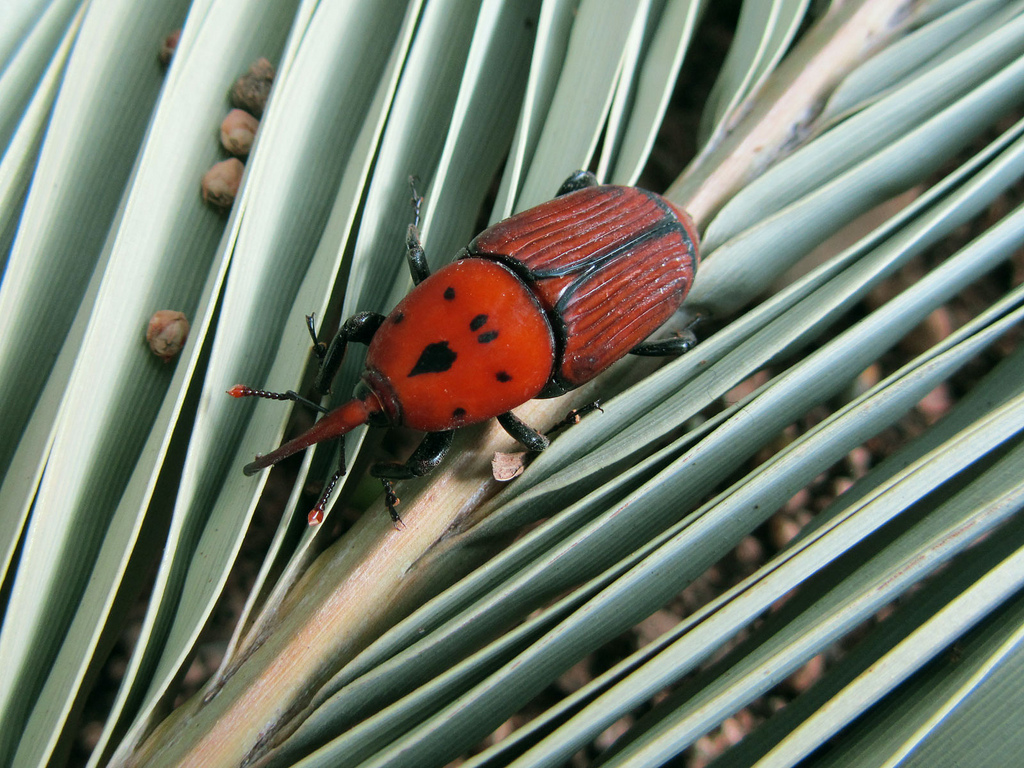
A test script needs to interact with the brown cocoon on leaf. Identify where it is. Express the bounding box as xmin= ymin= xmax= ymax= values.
xmin=159 ymin=29 xmax=180 ymax=66
xmin=231 ymin=58 xmax=274 ymax=118
xmin=220 ymin=109 xmax=259 ymax=156
xmin=202 ymin=158 xmax=244 ymax=211
xmin=147 ymin=310 xmax=190 ymax=361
